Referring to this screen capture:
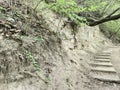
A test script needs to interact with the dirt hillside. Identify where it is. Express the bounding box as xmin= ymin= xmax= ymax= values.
xmin=0 ymin=1 xmax=119 ymax=90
